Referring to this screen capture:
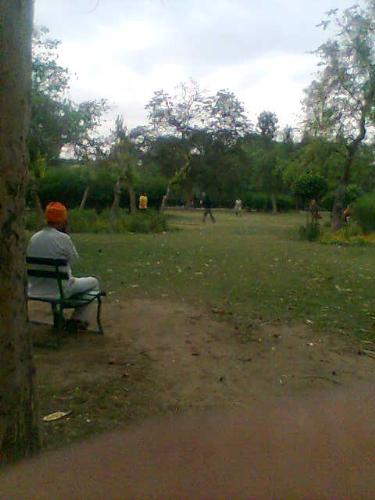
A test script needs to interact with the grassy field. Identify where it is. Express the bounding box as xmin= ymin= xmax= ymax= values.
xmin=73 ymin=210 xmax=375 ymax=340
